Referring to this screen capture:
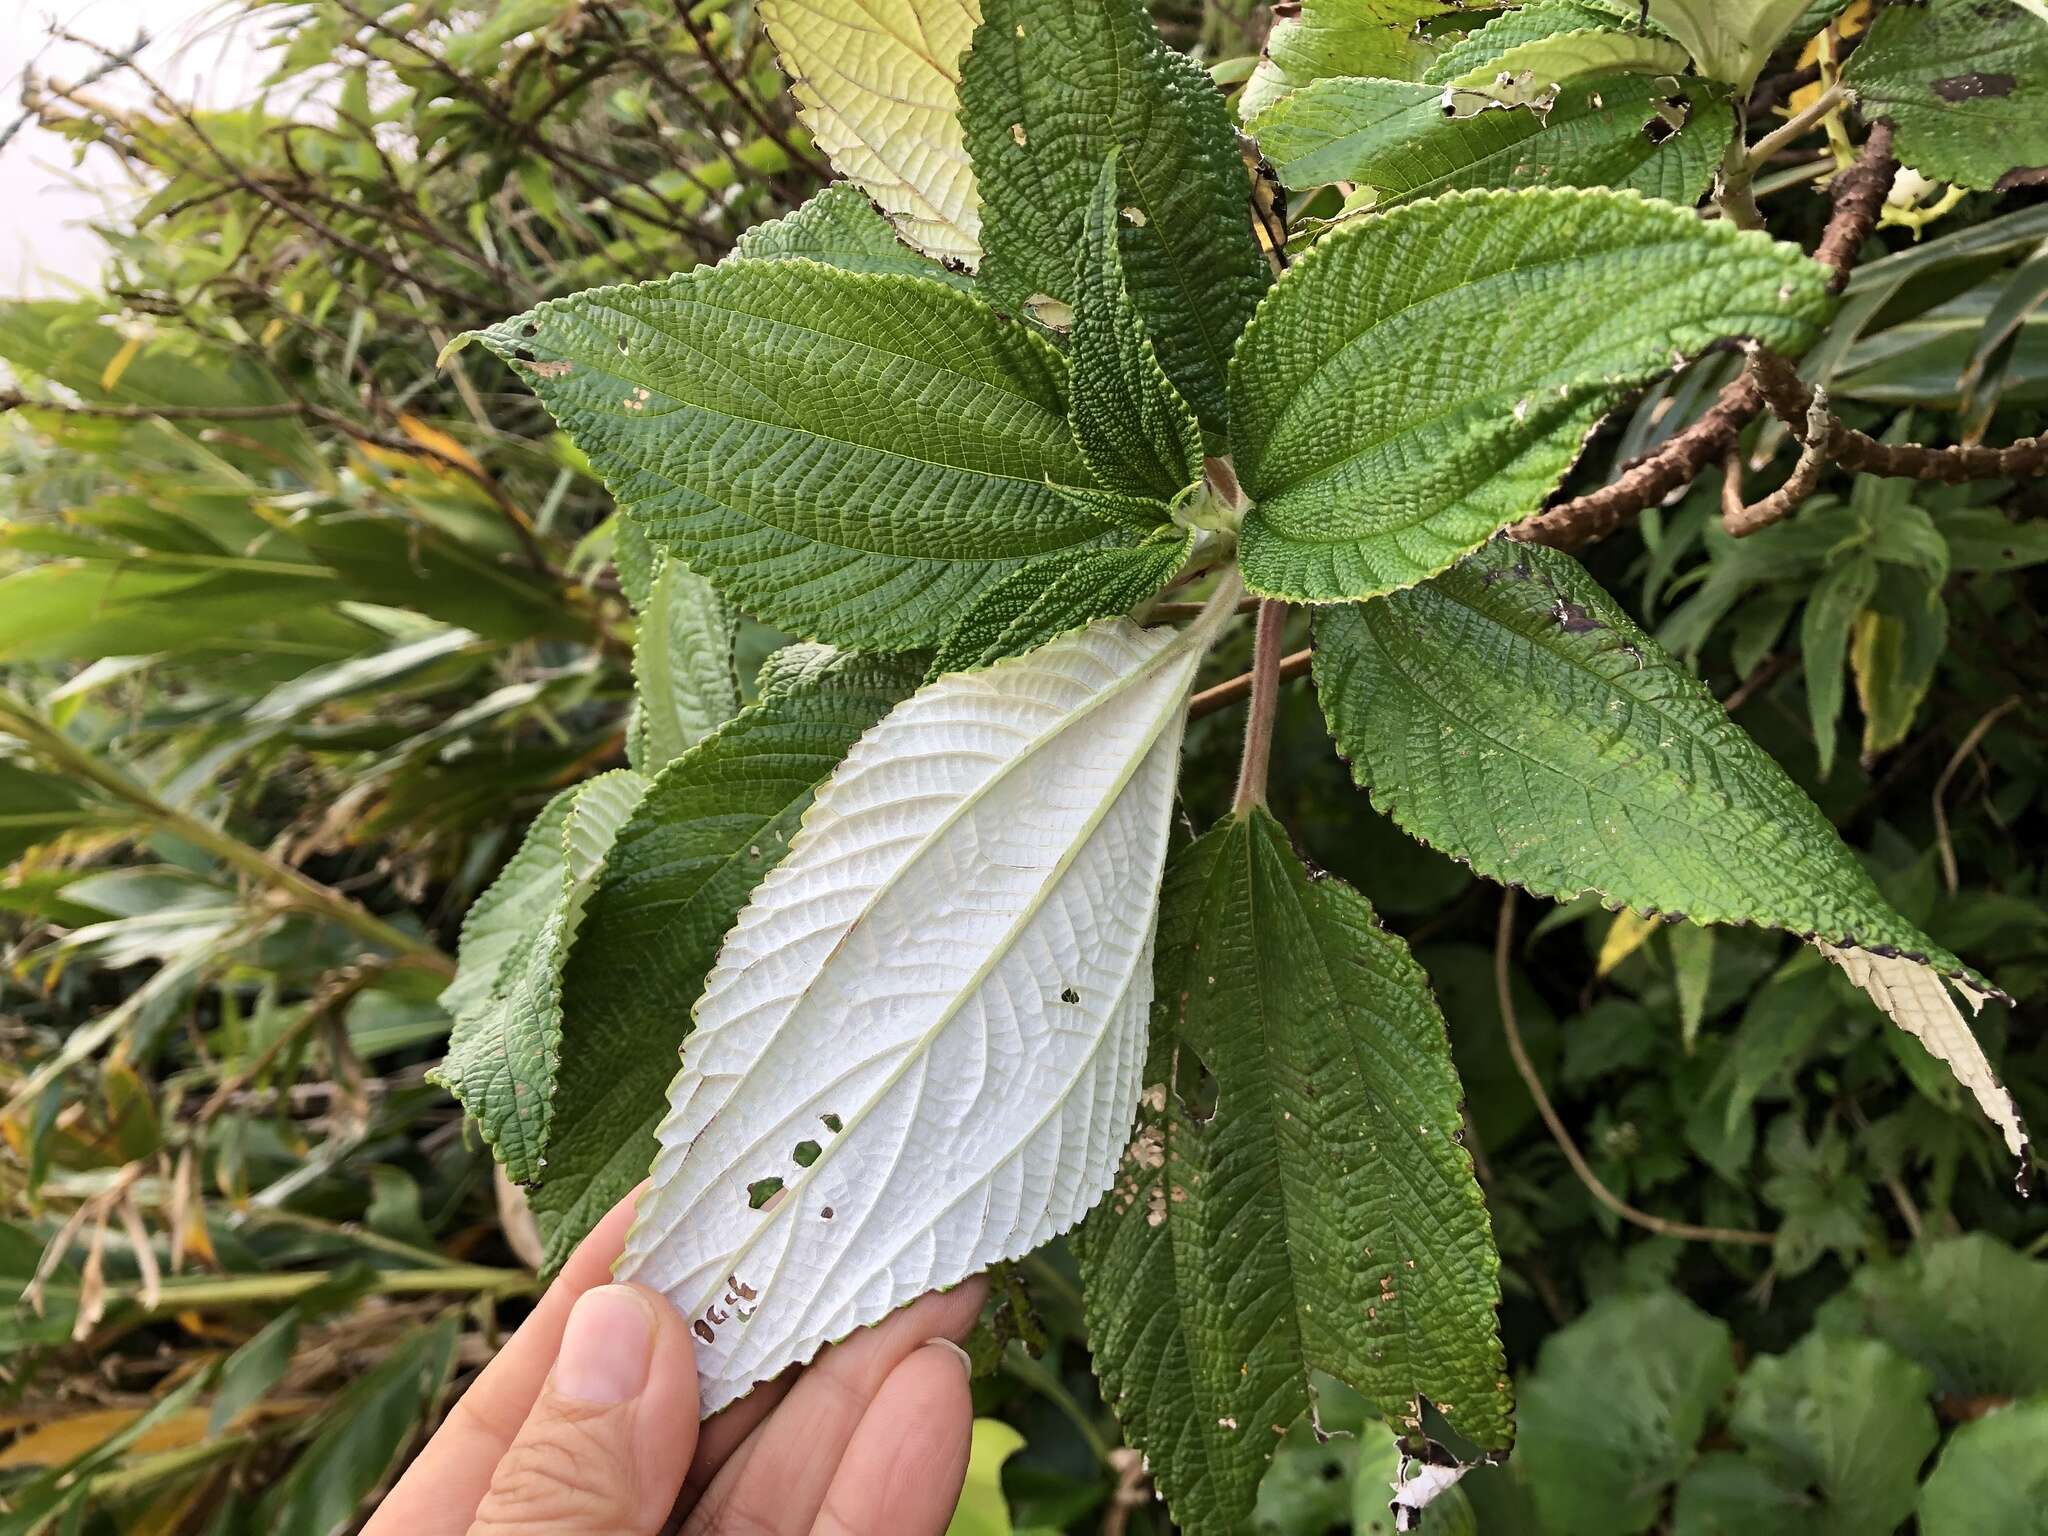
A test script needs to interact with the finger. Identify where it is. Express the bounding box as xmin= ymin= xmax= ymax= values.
xmin=810 ymin=1340 xmax=974 ymax=1536
xmin=676 ymin=1368 xmax=795 ymax=1510
xmin=465 ymin=1282 xmax=699 ymax=1536
xmin=681 ymin=1279 xmax=986 ymax=1536
xmin=367 ymin=1184 xmax=647 ymax=1536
